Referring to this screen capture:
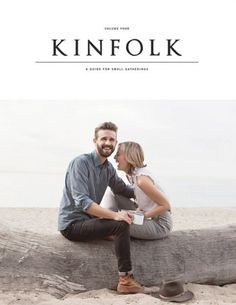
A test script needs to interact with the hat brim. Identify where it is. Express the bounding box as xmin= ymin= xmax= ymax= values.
xmin=158 ymin=290 xmax=194 ymax=303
